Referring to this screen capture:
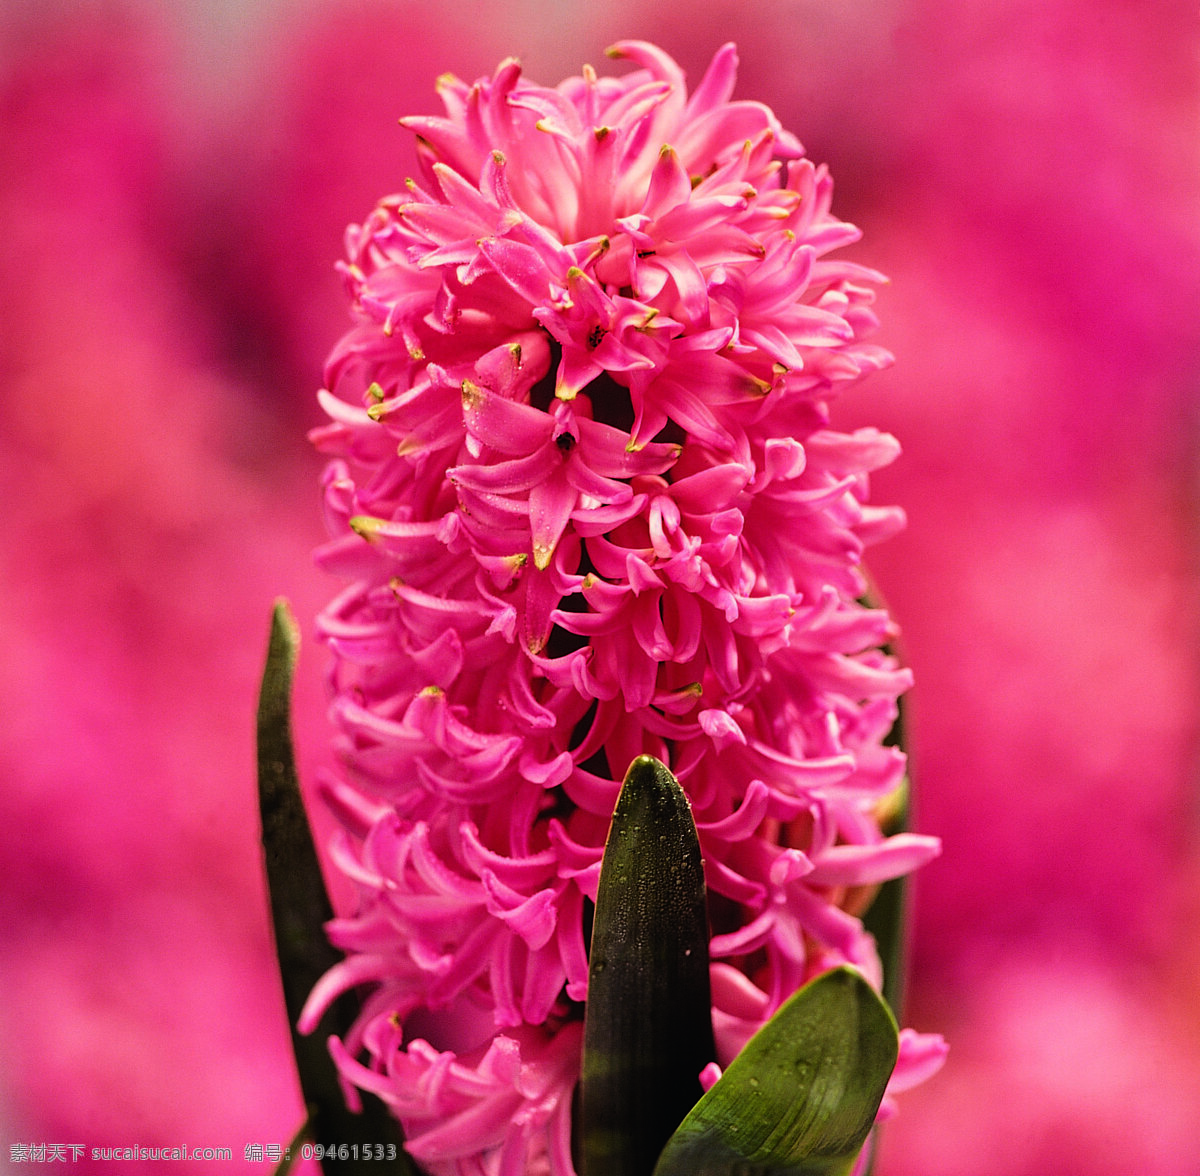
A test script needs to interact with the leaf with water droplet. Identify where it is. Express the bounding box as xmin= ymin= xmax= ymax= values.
xmin=257 ymin=600 xmax=411 ymax=1174
xmin=579 ymin=755 xmax=715 ymax=1176
xmin=652 ymin=967 xmax=898 ymax=1176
